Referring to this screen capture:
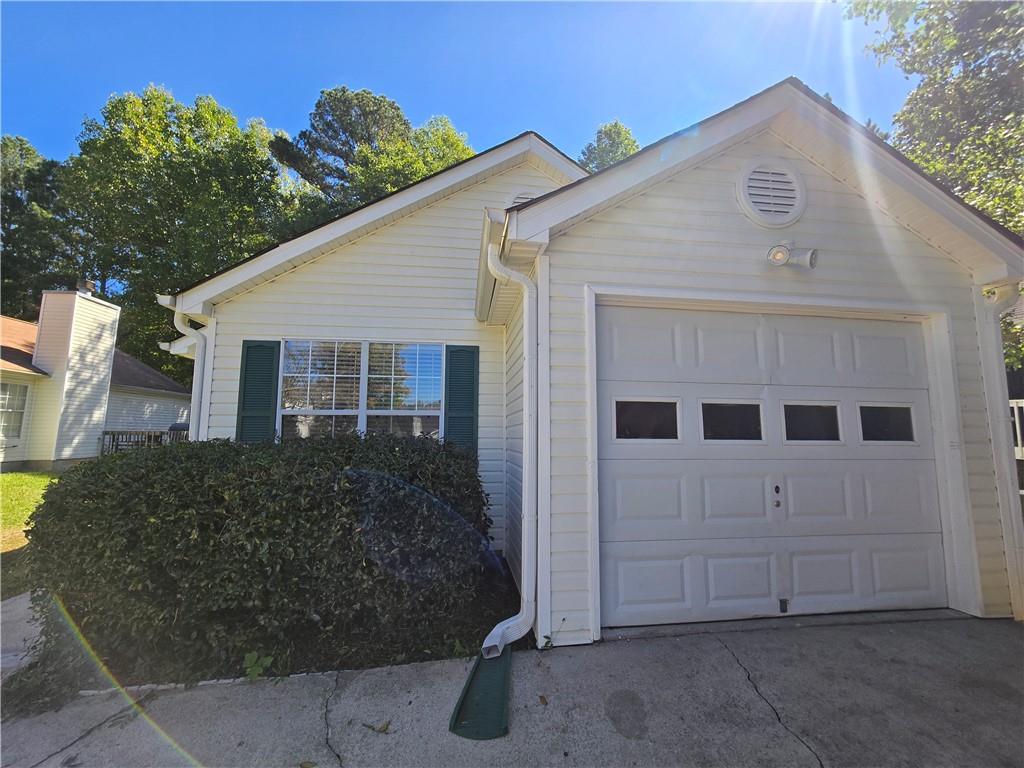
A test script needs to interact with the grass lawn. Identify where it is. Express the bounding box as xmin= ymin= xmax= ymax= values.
xmin=1 ymin=471 xmax=56 ymax=599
